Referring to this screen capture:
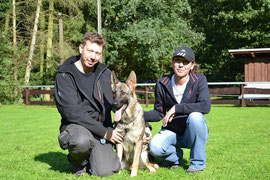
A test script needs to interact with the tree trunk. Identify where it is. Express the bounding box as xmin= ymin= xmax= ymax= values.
xmin=4 ymin=10 xmax=10 ymax=34
xmin=97 ymin=0 xmax=102 ymax=63
xmin=40 ymin=4 xmax=45 ymax=78
xmin=43 ymin=0 xmax=54 ymax=102
xmin=12 ymin=0 xmax=18 ymax=96
xmin=46 ymin=0 xmax=54 ymax=70
xmin=12 ymin=0 xmax=16 ymax=49
xmin=24 ymin=0 xmax=42 ymax=85
xmin=59 ymin=15 xmax=64 ymax=64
